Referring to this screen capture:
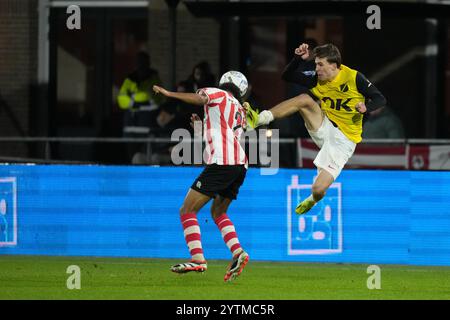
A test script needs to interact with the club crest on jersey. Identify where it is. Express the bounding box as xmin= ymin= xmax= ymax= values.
xmin=339 ymin=83 xmax=349 ymax=92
